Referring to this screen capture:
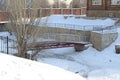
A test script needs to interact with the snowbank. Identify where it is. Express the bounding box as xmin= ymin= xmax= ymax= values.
xmin=88 ymin=69 xmax=120 ymax=80
xmin=48 ymin=15 xmax=115 ymax=25
xmin=36 ymin=15 xmax=116 ymax=30
xmin=0 ymin=53 xmax=85 ymax=80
